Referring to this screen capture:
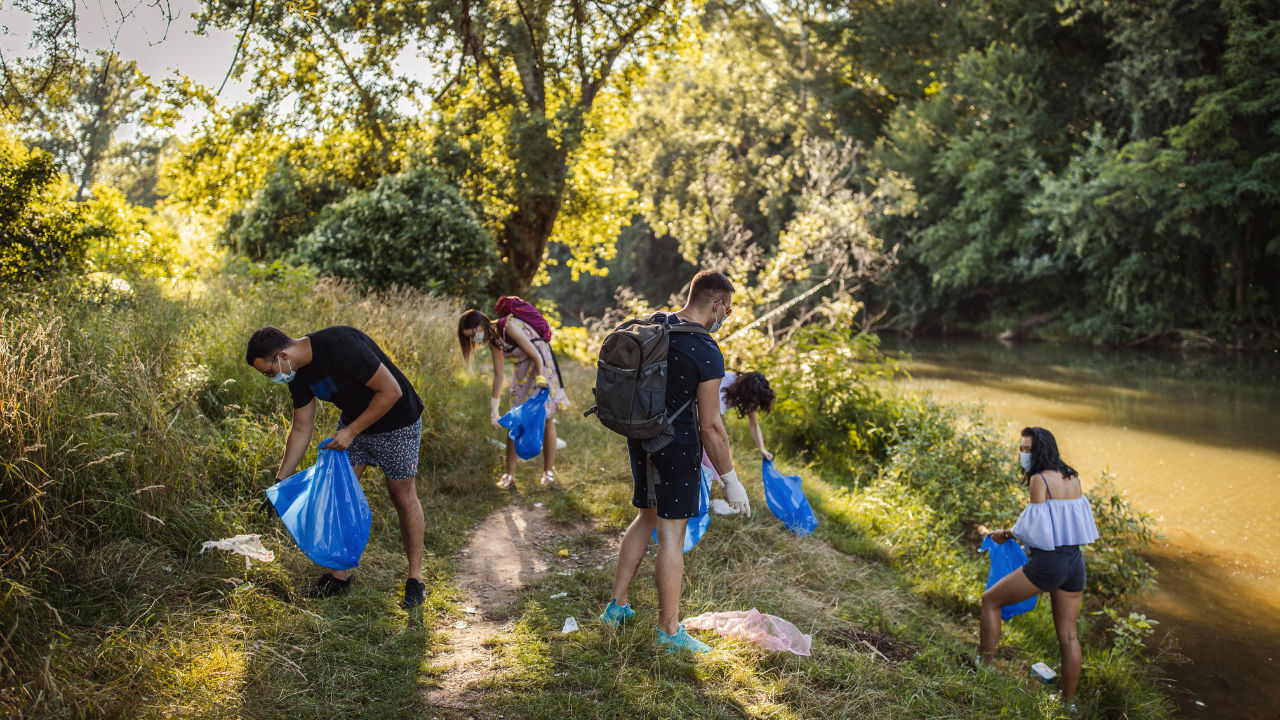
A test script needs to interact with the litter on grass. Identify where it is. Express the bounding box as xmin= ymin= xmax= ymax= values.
xmin=200 ymin=534 xmax=275 ymax=569
xmin=683 ymin=608 xmax=812 ymax=656
xmin=710 ymin=498 xmax=739 ymax=515
xmin=561 ymin=616 xmax=579 ymax=633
